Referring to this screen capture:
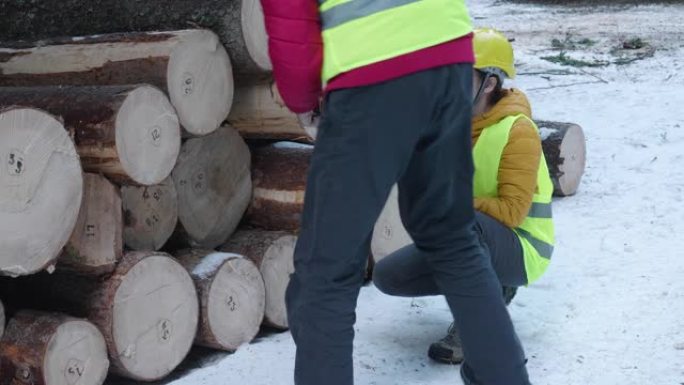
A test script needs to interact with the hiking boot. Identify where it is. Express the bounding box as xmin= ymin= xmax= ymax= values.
xmin=428 ymin=286 xmax=518 ymax=364
xmin=427 ymin=322 xmax=463 ymax=364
